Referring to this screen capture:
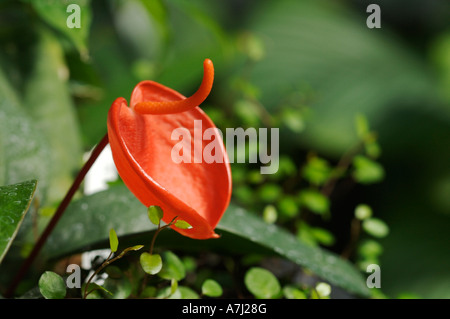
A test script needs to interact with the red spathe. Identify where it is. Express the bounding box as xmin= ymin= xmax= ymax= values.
xmin=107 ymin=74 xmax=232 ymax=239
